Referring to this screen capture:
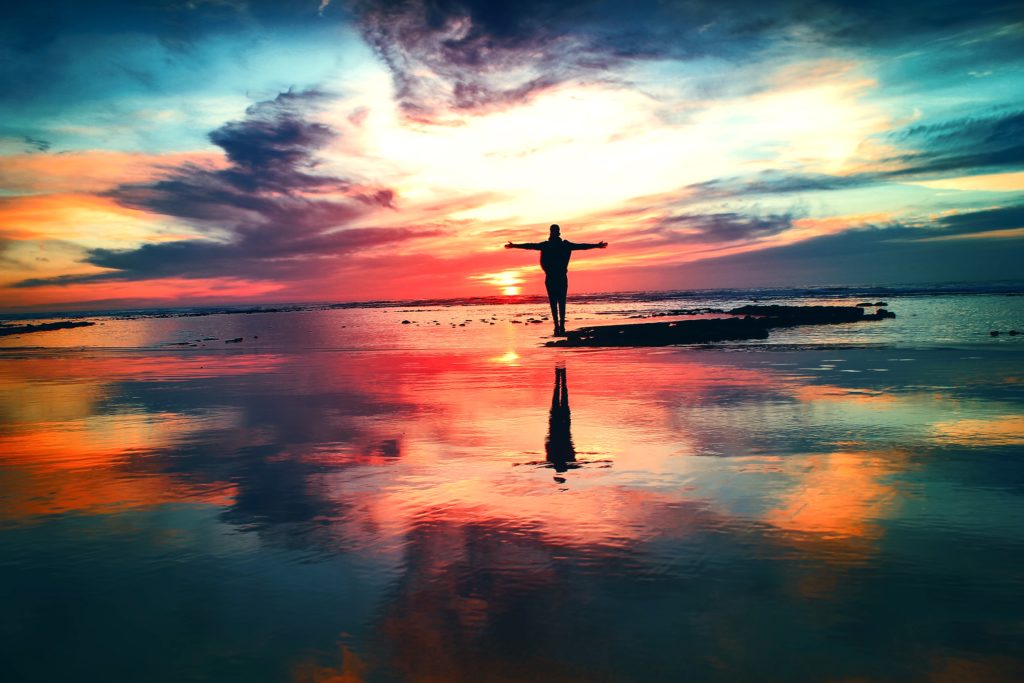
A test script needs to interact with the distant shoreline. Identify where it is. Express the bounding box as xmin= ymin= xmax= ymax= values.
xmin=0 ymin=320 xmax=95 ymax=337
xmin=2 ymin=282 xmax=1021 ymax=323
